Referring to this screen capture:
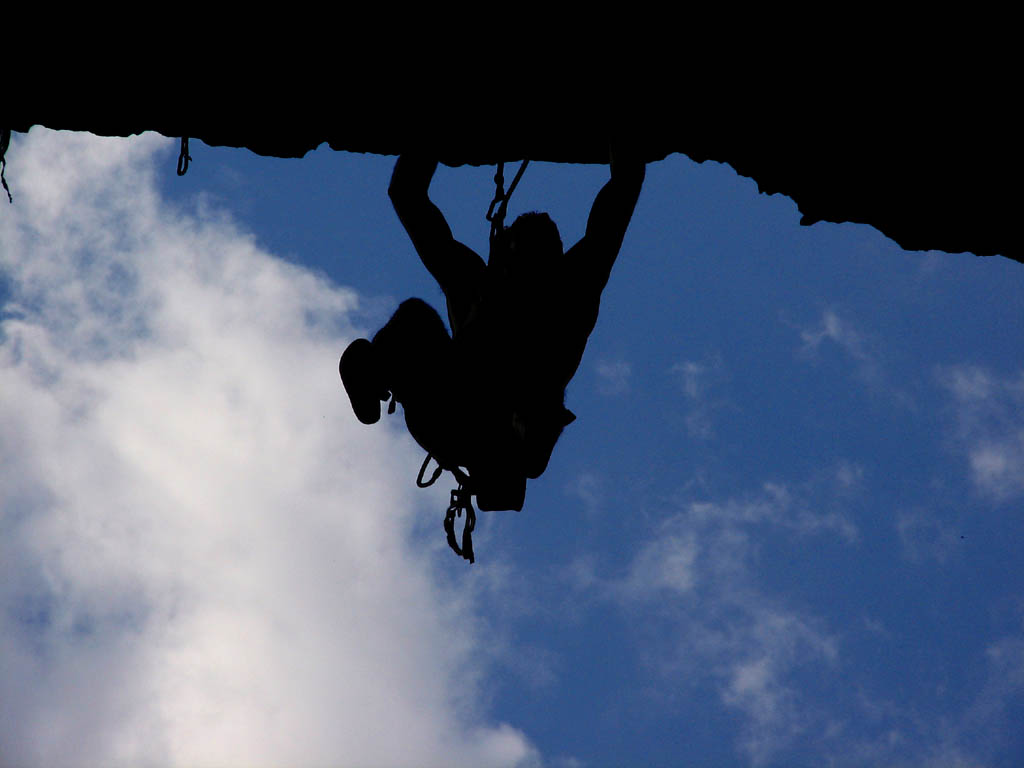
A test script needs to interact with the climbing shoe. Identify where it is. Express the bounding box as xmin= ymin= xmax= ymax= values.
xmin=339 ymin=338 xmax=389 ymax=425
